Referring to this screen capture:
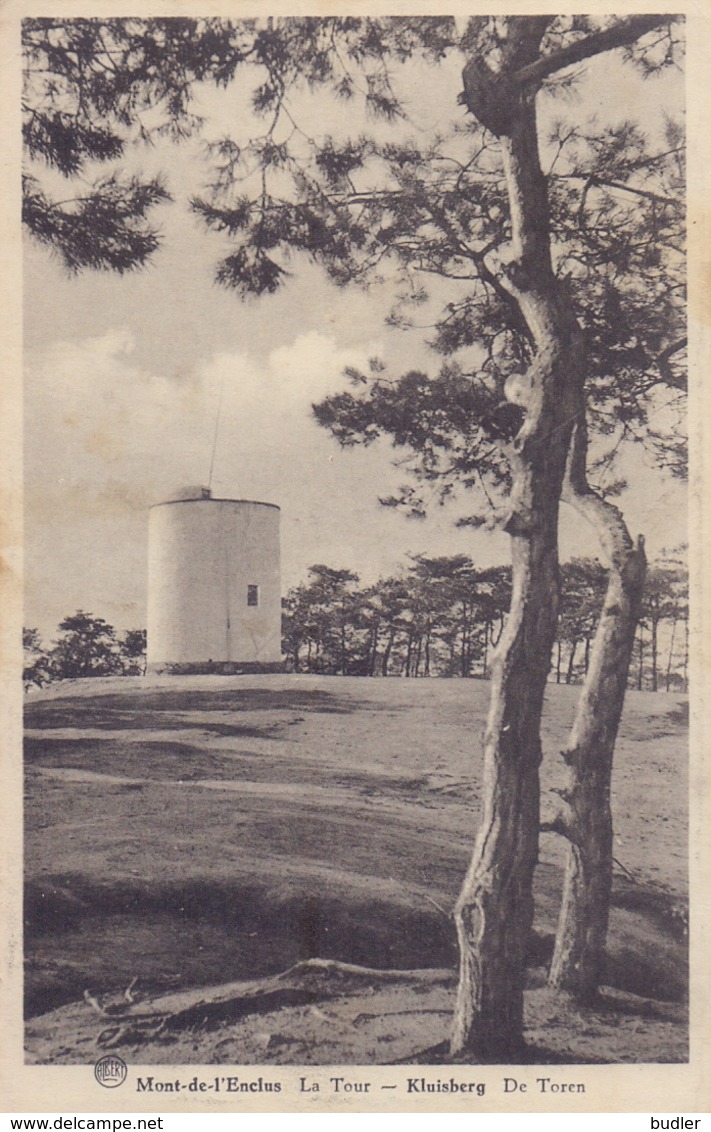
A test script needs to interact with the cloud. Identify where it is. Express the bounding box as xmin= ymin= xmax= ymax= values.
xmin=199 ymin=330 xmax=386 ymax=496
xmin=25 ymin=326 xmax=385 ymax=507
xmin=25 ymin=326 xmax=418 ymax=631
xmin=25 ymin=329 xmax=190 ymax=501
